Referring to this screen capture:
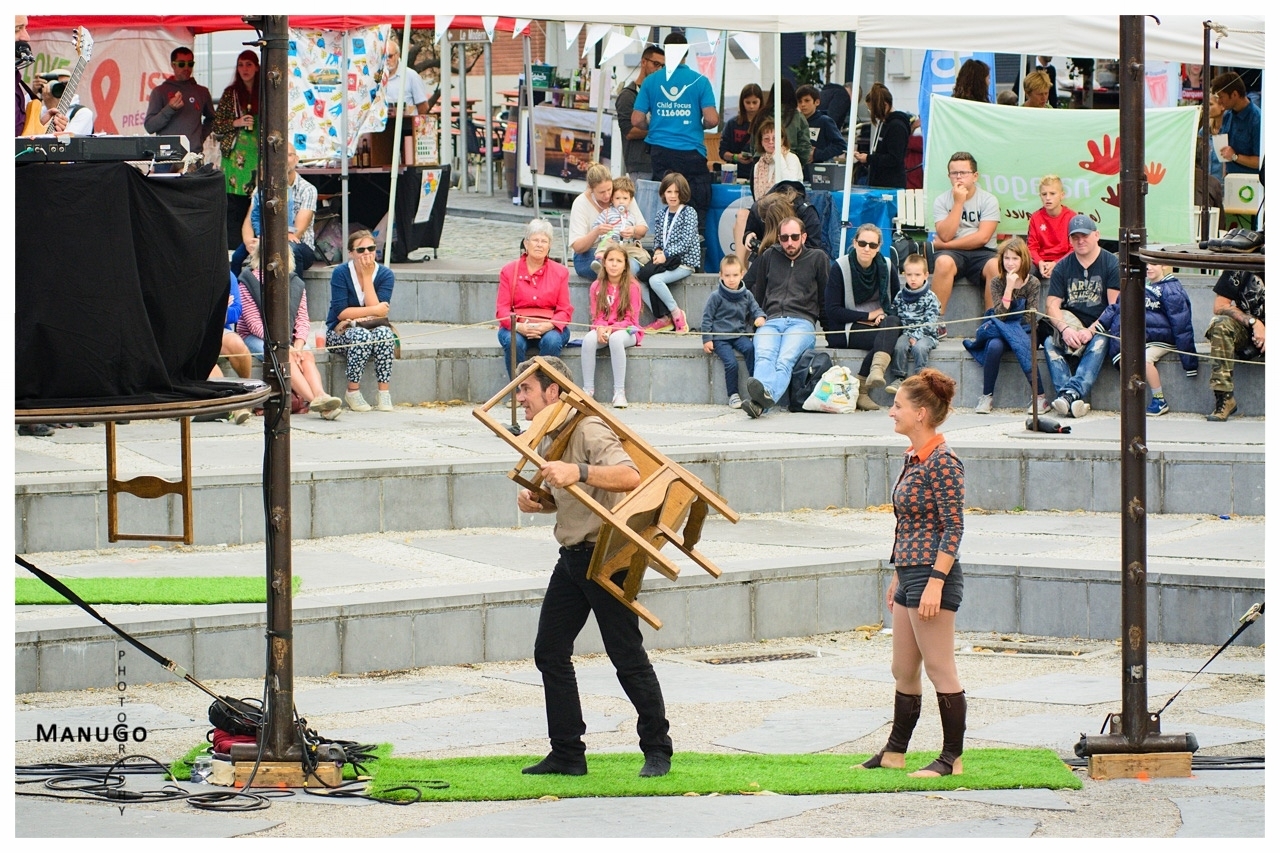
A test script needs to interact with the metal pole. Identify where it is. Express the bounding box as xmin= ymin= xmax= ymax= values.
xmin=485 ymin=42 xmax=494 ymax=196
xmin=340 ymin=30 xmax=350 ymax=263
xmin=440 ymin=29 xmax=453 ymax=187
xmin=838 ymin=40 xmax=865 ymax=256
xmin=1198 ymin=21 xmax=1212 ymax=243
xmin=387 ymin=16 xmax=411 ymax=264
xmin=258 ymin=13 xmax=297 ymax=763
xmin=458 ymin=34 xmax=469 ymax=195
xmin=523 ymin=32 xmax=541 ymax=219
